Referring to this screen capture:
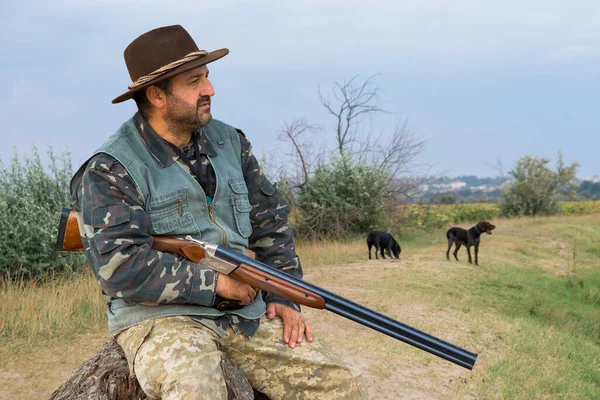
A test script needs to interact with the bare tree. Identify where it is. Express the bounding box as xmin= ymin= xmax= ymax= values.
xmin=484 ymin=158 xmax=505 ymax=177
xmin=318 ymin=74 xmax=388 ymax=157
xmin=276 ymin=74 xmax=430 ymax=206
xmin=318 ymin=75 xmax=427 ymax=188
xmin=276 ymin=118 xmax=322 ymax=189
xmin=365 ymin=118 xmax=426 ymax=176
